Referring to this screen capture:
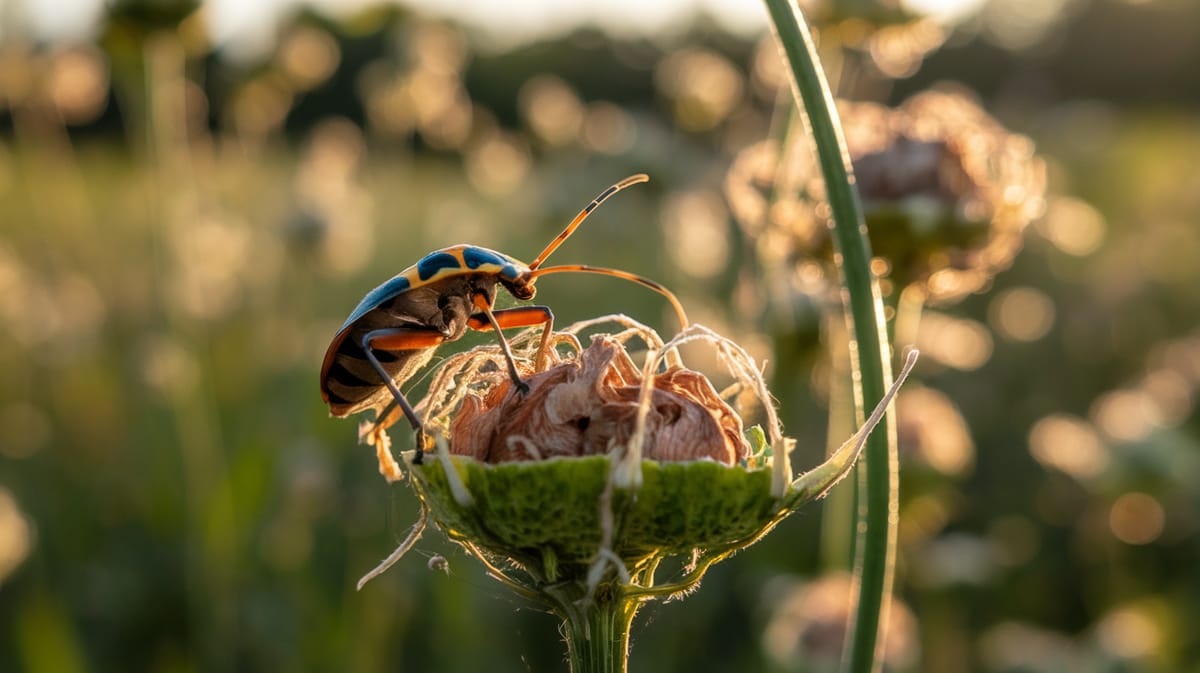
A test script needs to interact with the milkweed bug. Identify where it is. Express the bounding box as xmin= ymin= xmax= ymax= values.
xmin=320 ymin=174 xmax=689 ymax=475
